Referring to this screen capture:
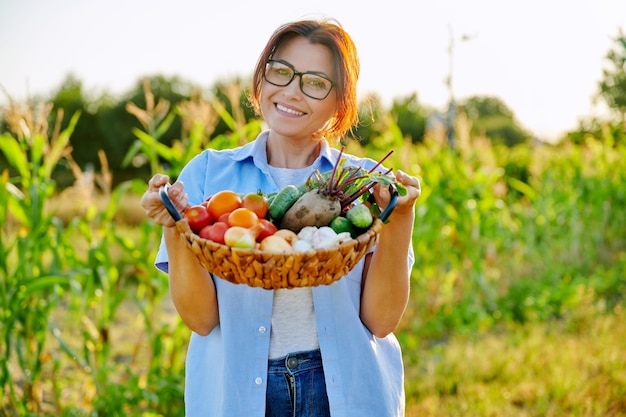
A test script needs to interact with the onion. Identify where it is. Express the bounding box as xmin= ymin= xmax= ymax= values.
xmin=224 ymin=226 xmax=257 ymax=249
xmin=260 ymin=235 xmax=293 ymax=253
